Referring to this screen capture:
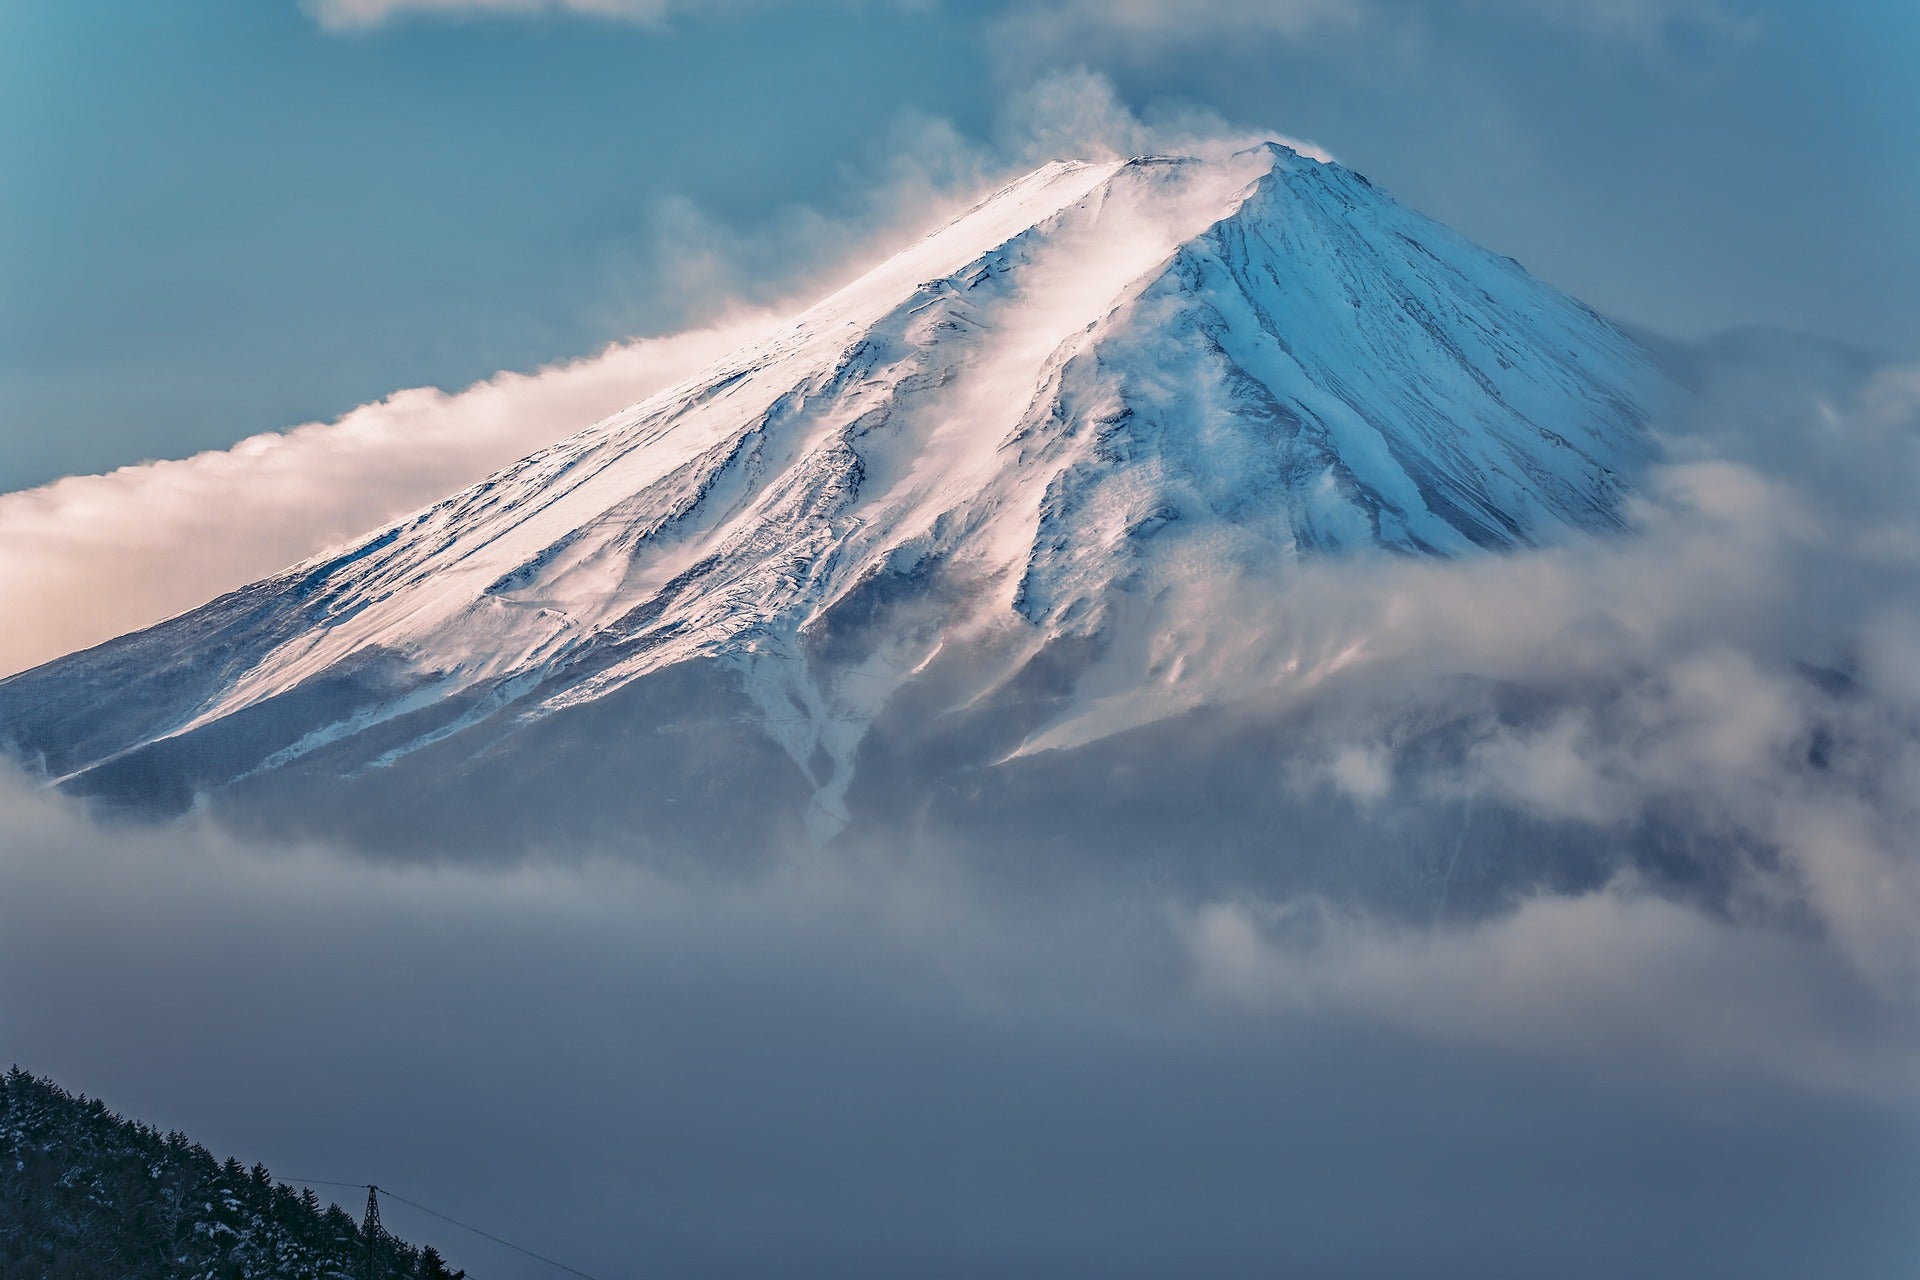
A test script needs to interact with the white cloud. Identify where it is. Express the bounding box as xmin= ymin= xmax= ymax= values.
xmin=1242 ymin=363 xmax=1920 ymax=1024
xmin=306 ymin=0 xmax=1744 ymax=46
xmin=998 ymin=66 xmax=1334 ymax=164
xmin=1510 ymin=0 xmax=1751 ymax=42
xmin=997 ymin=0 xmax=1750 ymax=59
xmin=304 ymin=0 xmax=925 ymax=33
xmin=1011 ymin=0 xmax=1361 ymax=46
xmin=0 ymin=317 xmax=775 ymax=677
xmin=302 ymin=0 xmax=1351 ymax=39
xmin=307 ymin=0 xmax=673 ymax=32
xmin=1182 ymin=885 xmax=1920 ymax=1100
